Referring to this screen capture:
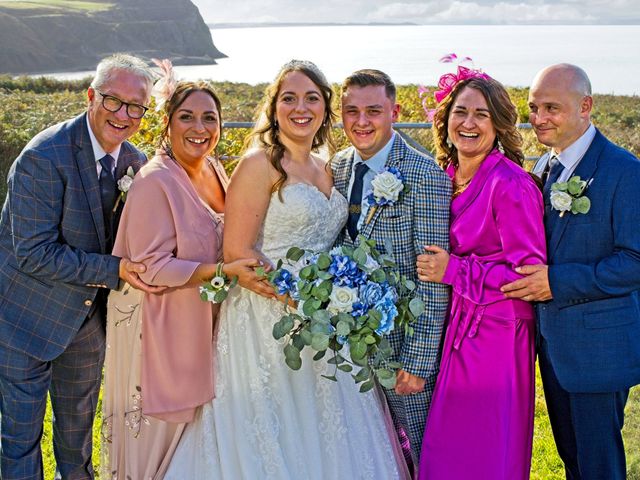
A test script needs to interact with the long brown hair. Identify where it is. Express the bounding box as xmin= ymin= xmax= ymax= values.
xmin=246 ymin=60 xmax=336 ymax=194
xmin=433 ymin=77 xmax=524 ymax=169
